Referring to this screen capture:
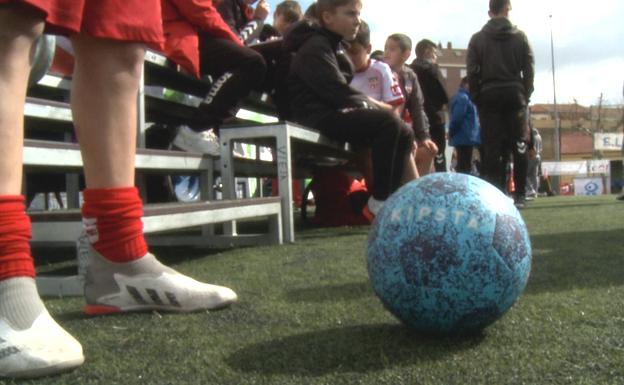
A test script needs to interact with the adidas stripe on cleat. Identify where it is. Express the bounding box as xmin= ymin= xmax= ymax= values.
xmin=82 ymin=243 xmax=237 ymax=315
